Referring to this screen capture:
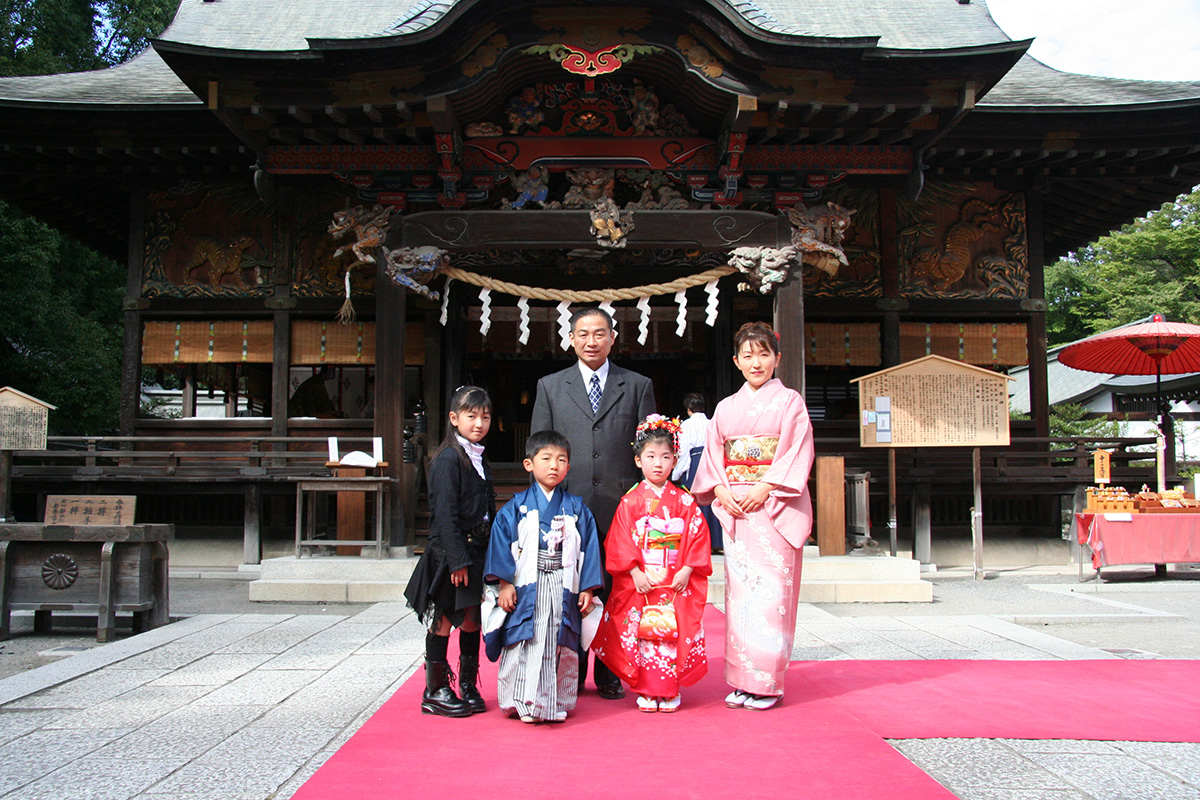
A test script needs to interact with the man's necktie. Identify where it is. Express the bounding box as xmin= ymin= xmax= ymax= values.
xmin=589 ymin=373 xmax=602 ymax=414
